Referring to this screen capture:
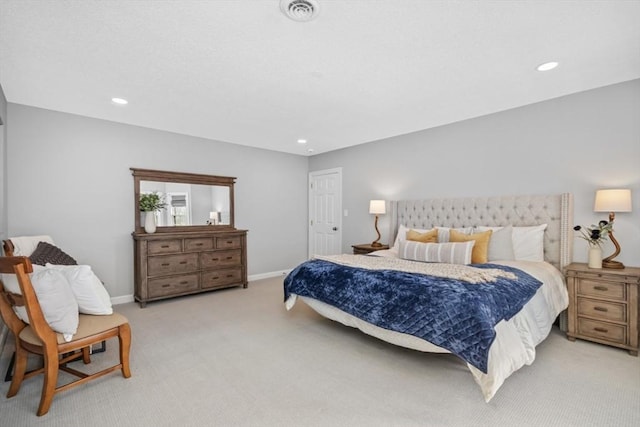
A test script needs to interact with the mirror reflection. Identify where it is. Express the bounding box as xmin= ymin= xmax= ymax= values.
xmin=140 ymin=180 xmax=231 ymax=227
